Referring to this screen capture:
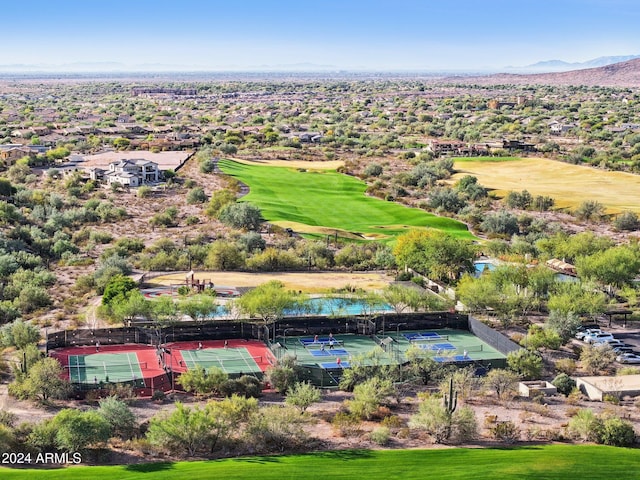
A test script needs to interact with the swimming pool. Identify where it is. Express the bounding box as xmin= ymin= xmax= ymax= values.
xmin=473 ymin=262 xmax=496 ymax=277
xmin=285 ymin=297 xmax=393 ymax=316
